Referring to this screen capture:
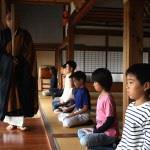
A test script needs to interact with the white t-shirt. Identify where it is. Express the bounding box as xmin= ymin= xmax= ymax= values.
xmin=60 ymin=73 xmax=74 ymax=102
